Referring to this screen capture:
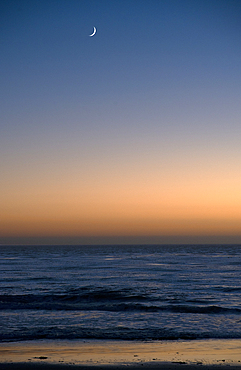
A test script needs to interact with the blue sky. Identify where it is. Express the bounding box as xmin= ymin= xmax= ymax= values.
xmin=1 ymin=0 xmax=241 ymax=244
